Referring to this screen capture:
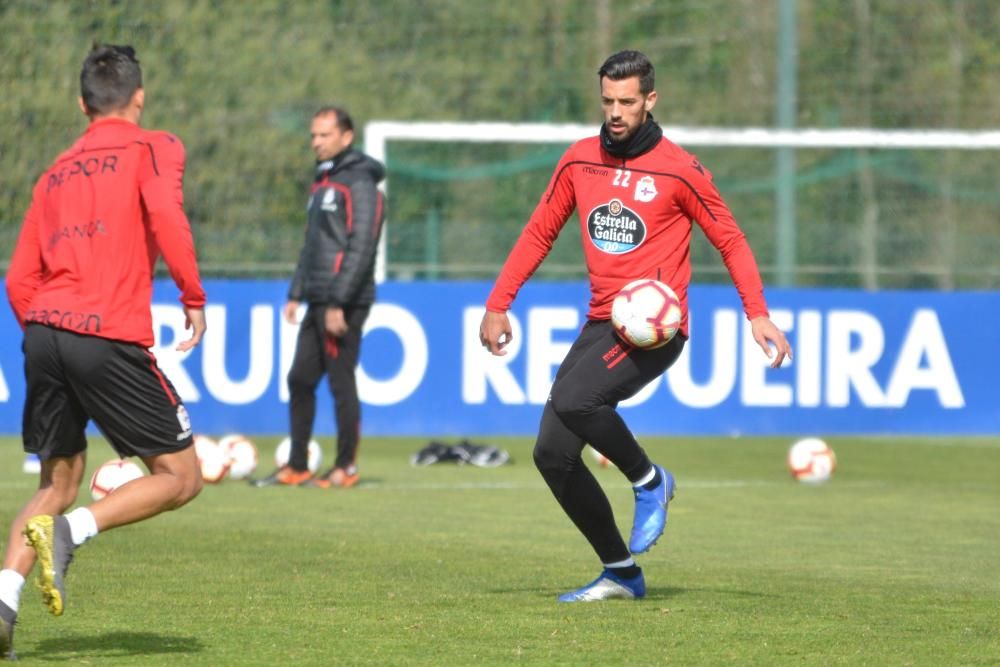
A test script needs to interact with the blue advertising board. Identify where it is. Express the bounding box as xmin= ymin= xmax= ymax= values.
xmin=0 ymin=280 xmax=996 ymax=436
